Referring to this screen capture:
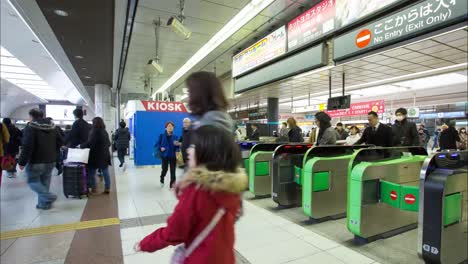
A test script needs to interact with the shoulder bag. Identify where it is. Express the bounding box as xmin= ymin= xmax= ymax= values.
xmin=171 ymin=208 xmax=226 ymax=264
